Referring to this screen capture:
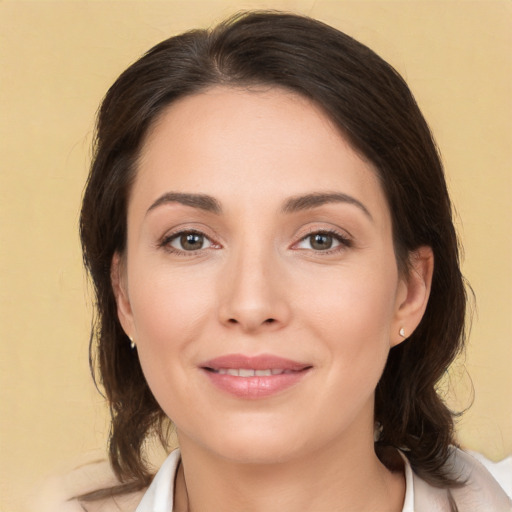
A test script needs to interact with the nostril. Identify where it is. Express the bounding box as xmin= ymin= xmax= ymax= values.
xmin=225 ymin=317 xmax=276 ymax=327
